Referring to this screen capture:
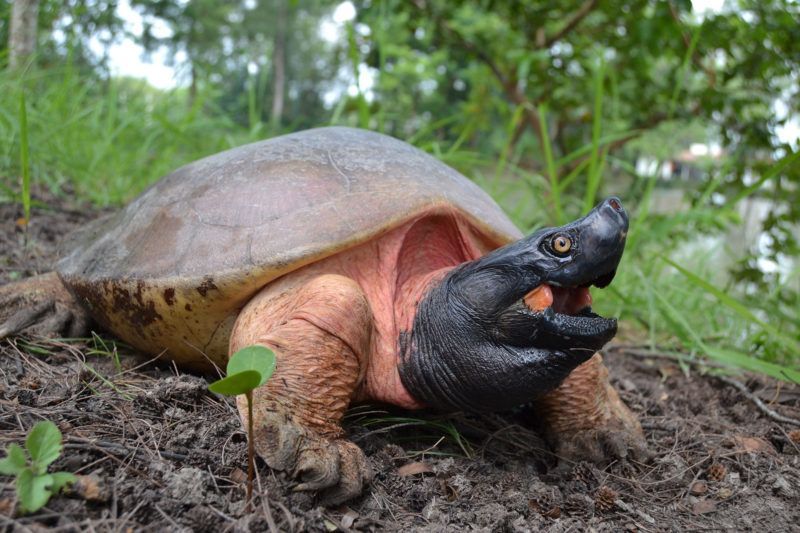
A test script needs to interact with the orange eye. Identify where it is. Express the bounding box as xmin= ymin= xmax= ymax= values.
xmin=552 ymin=234 xmax=572 ymax=254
